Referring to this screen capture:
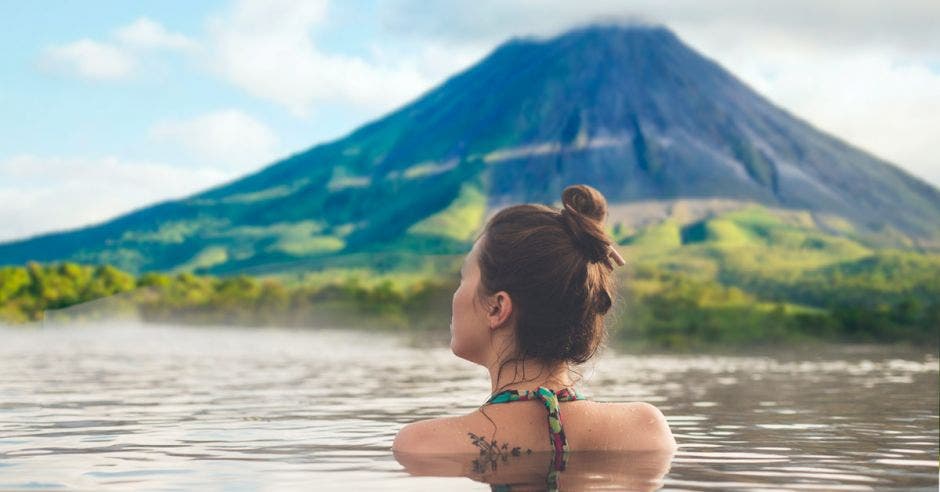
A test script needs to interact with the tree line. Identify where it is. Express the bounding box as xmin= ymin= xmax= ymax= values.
xmin=0 ymin=261 xmax=936 ymax=349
